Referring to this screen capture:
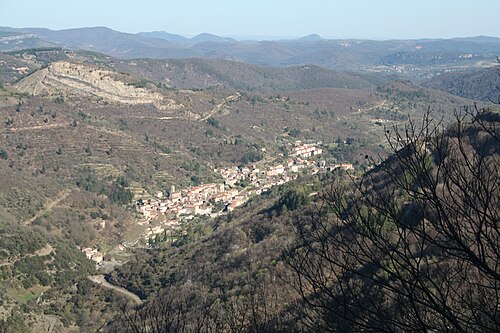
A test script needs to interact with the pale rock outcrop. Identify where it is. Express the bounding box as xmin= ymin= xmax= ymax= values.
xmin=15 ymin=61 xmax=183 ymax=110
